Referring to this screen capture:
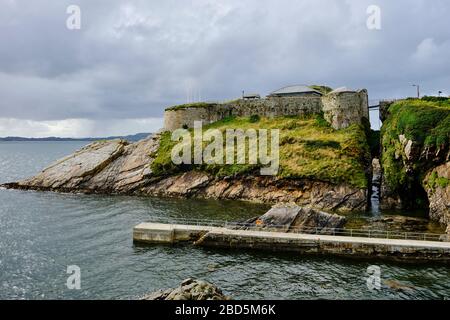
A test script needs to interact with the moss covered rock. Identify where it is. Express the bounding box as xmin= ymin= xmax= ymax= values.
xmin=423 ymin=162 xmax=450 ymax=233
xmin=380 ymin=98 xmax=450 ymax=214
